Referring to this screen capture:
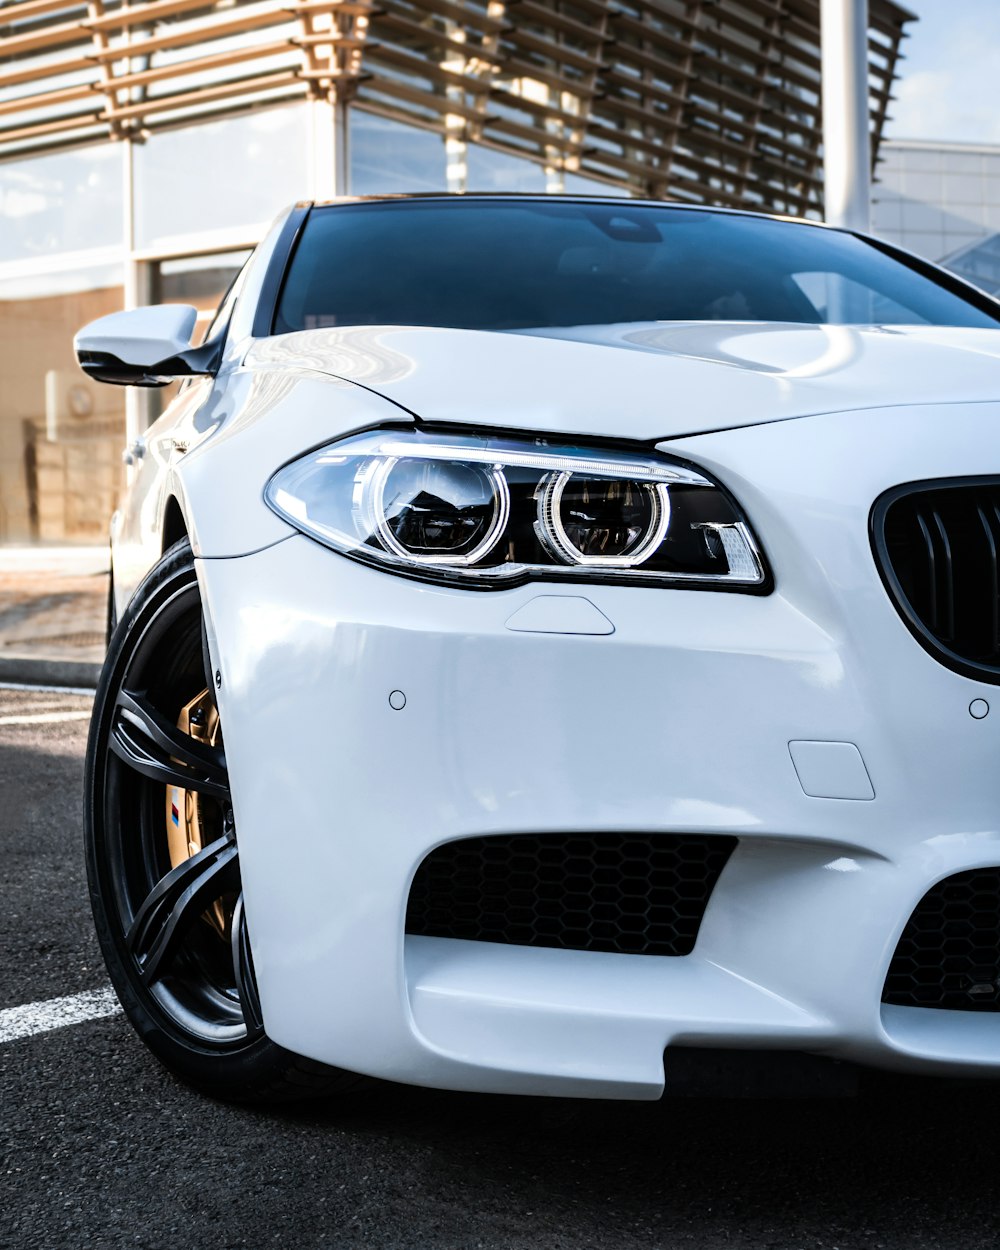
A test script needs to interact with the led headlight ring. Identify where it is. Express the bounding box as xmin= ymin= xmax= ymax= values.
xmin=537 ymin=472 xmax=671 ymax=567
xmin=368 ymin=455 xmax=511 ymax=566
